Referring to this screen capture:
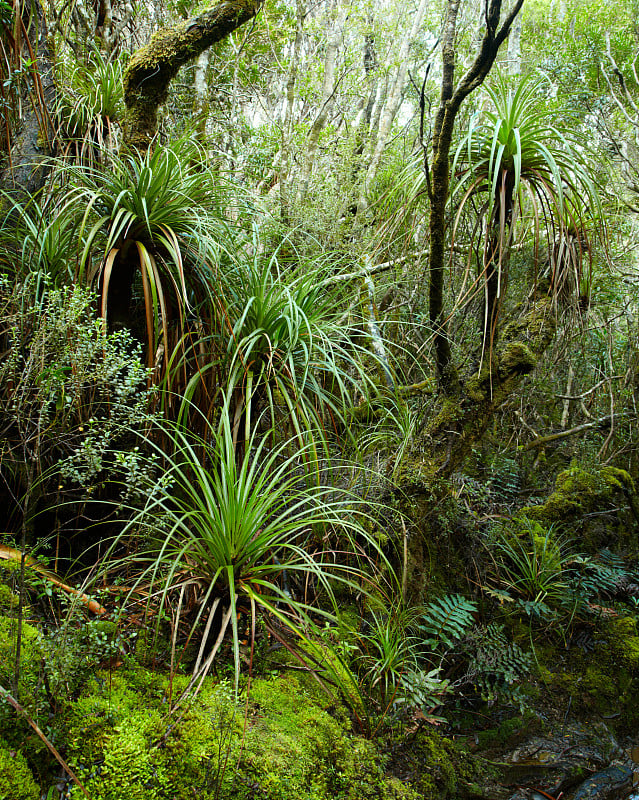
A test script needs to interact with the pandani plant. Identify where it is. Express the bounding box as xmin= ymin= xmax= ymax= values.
xmin=90 ymin=403 xmax=388 ymax=700
xmin=451 ymin=73 xmax=601 ymax=357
